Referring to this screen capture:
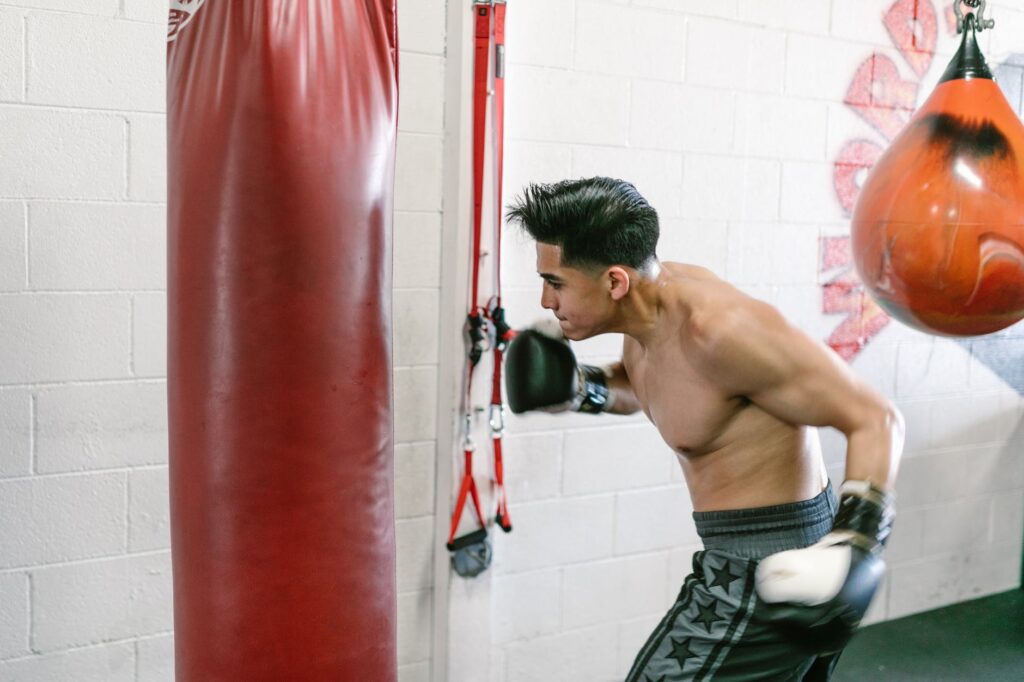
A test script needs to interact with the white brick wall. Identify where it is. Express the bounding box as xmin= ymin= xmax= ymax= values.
xmin=2 ymin=1 xmax=1023 ymax=681
xmin=0 ymin=0 xmax=445 ymax=679
xmin=490 ymin=1 xmax=1024 ymax=680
